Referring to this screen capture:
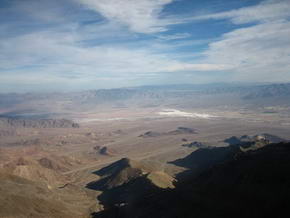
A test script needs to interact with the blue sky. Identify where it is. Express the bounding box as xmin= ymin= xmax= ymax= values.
xmin=0 ymin=0 xmax=290 ymax=92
